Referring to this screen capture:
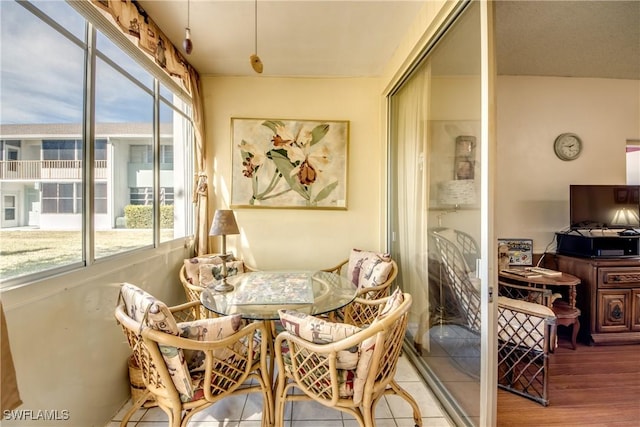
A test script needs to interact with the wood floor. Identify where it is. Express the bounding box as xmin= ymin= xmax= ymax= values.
xmin=497 ymin=339 xmax=640 ymax=426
